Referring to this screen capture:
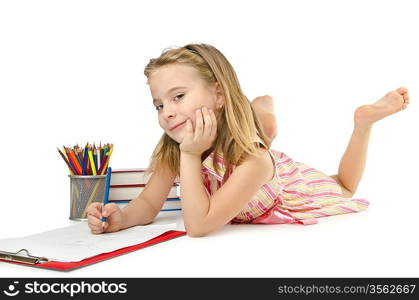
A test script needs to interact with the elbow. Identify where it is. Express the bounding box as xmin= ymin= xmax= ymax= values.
xmin=186 ymin=228 xmax=207 ymax=238
xmin=184 ymin=219 xmax=225 ymax=237
xmin=185 ymin=224 xmax=209 ymax=238
xmin=185 ymin=223 xmax=223 ymax=237
xmin=187 ymin=232 xmax=205 ymax=238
